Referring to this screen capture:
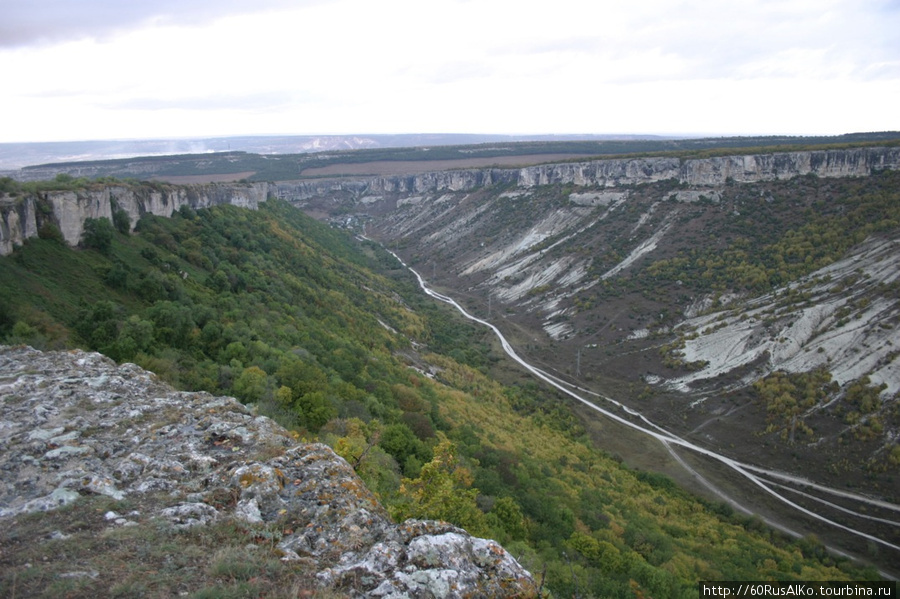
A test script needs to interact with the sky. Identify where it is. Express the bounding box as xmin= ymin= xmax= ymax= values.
xmin=1 ymin=0 xmax=898 ymax=143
